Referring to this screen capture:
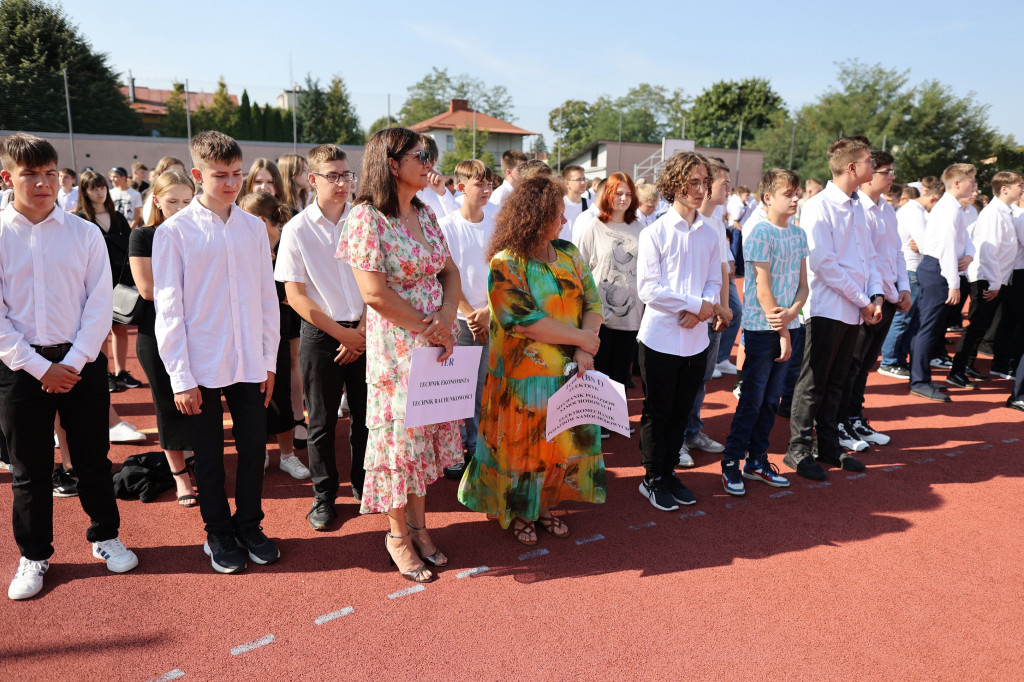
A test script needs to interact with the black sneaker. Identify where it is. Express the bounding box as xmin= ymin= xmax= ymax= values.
xmin=990 ymin=367 xmax=1015 ymax=380
xmin=306 ymin=499 xmax=337 ymax=531
xmin=816 ymin=450 xmax=865 ymax=472
xmin=115 ymin=370 xmax=142 ymax=389
xmin=107 ymin=373 xmax=122 ymax=393
xmin=930 ymin=356 xmax=953 ymax=369
xmin=964 ymin=366 xmax=988 ymax=381
xmin=877 ymin=364 xmax=911 ymax=379
xmin=665 ymin=474 xmax=697 ymax=505
xmin=777 ymin=400 xmax=791 ymax=419
xmin=203 ymin=534 xmax=247 ymax=574
xmin=638 ymin=477 xmax=679 ymax=511
xmin=235 ymin=527 xmax=280 ymax=565
xmin=443 ymin=460 xmax=467 ymax=480
xmin=52 ymin=467 xmax=78 ymax=497
xmin=783 ymin=450 xmax=827 ymax=481
xmin=945 ymin=372 xmax=976 ymax=390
